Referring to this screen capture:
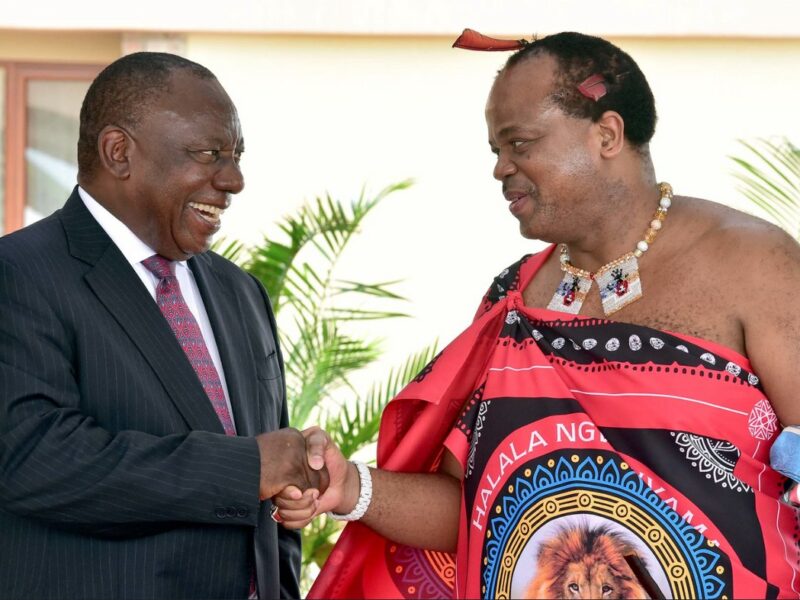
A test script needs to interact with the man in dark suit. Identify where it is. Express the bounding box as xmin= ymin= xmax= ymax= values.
xmin=0 ymin=52 xmax=321 ymax=599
